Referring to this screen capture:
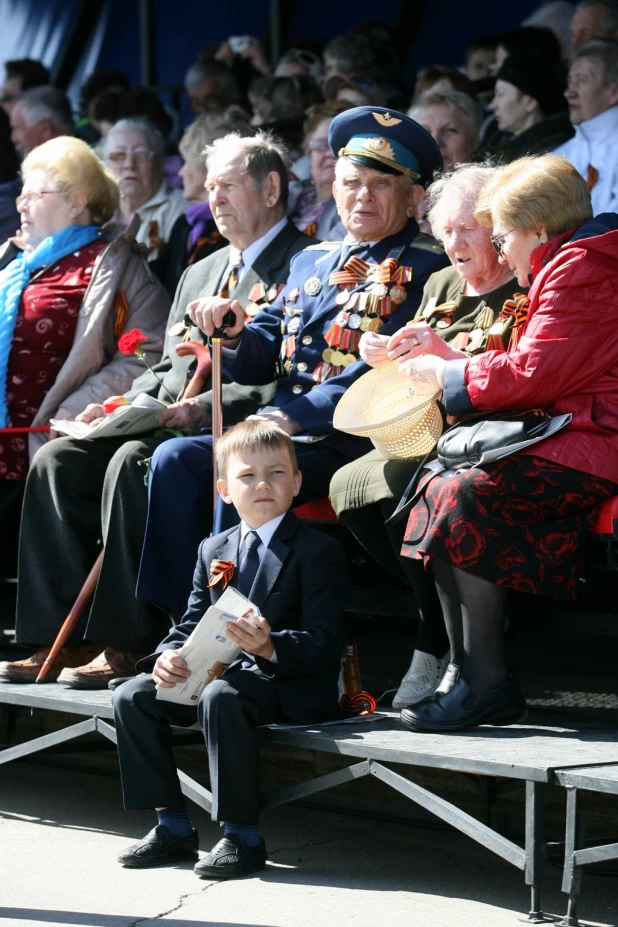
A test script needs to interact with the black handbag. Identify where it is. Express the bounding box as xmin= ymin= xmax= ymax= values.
xmin=388 ymin=408 xmax=572 ymax=525
xmin=436 ymin=408 xmax=553 ymax=470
